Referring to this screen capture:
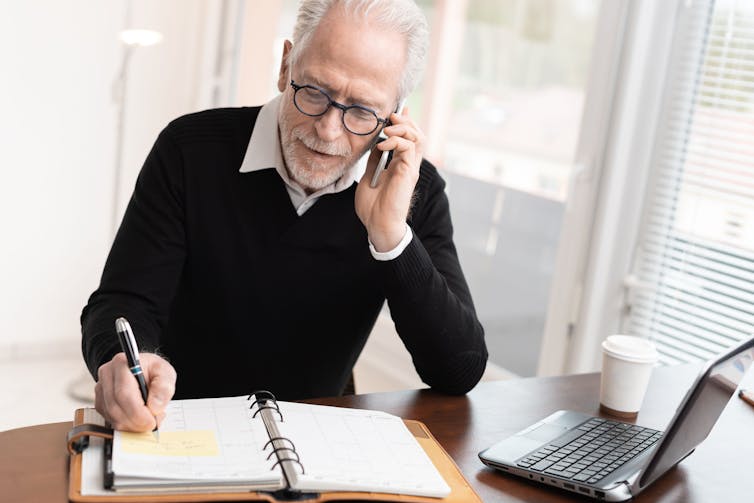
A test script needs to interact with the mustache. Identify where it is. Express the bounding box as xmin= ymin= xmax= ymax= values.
xmin=293 ymin=129 xmax=351 ymax=157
